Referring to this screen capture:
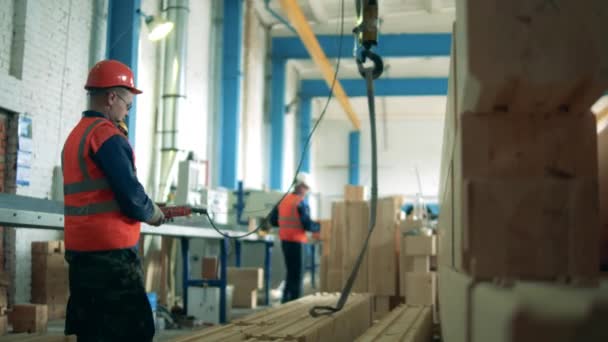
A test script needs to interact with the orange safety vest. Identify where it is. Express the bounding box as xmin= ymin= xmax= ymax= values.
xmin=278 ymin=193 xmax=307 ymax=243
xmin=62 ymin=117 xmax=140 ymax=251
